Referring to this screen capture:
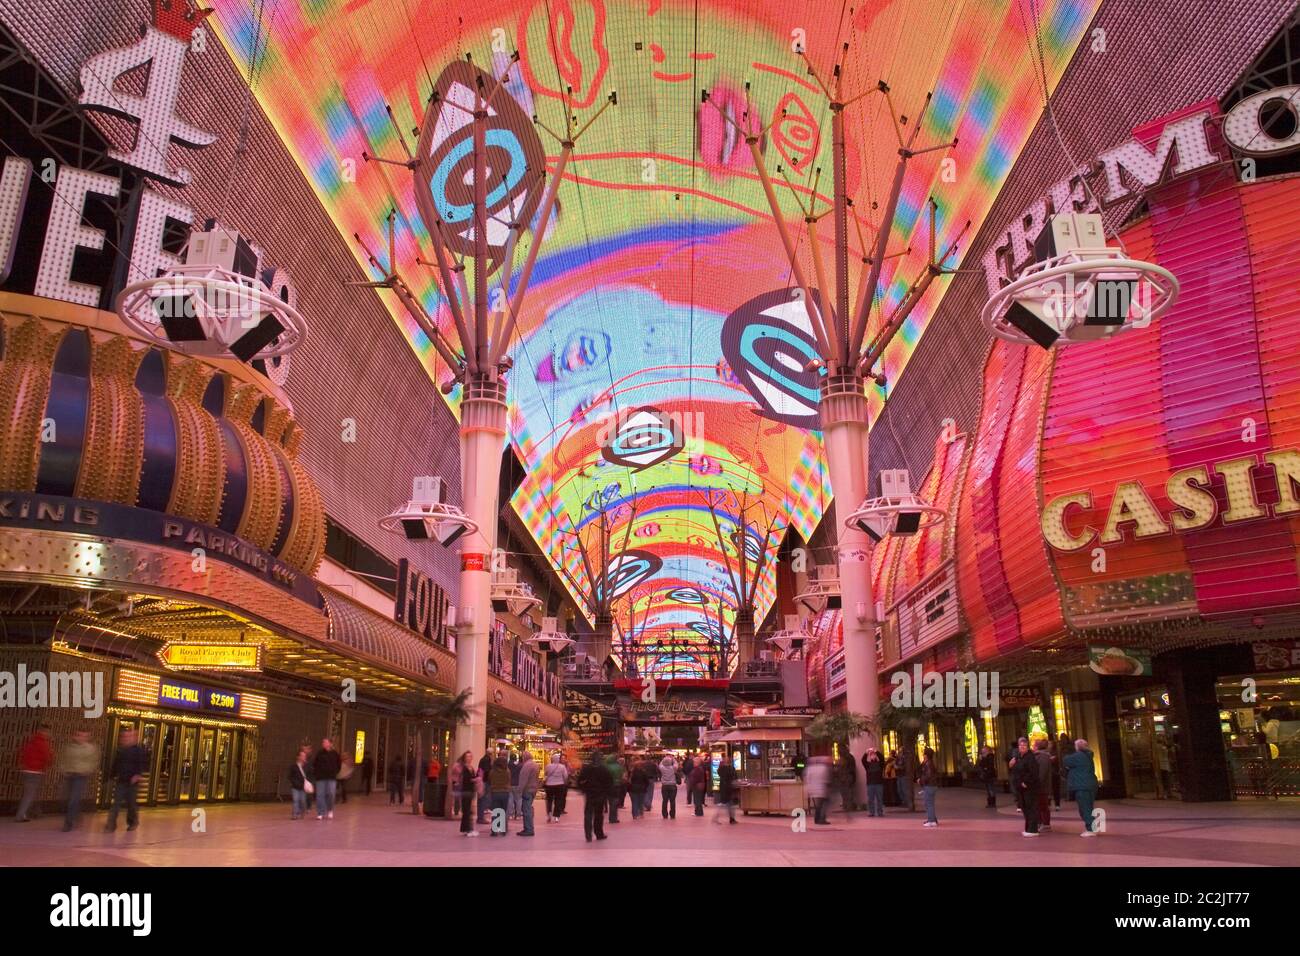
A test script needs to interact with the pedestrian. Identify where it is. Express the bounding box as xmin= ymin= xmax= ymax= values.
xmin=336 ymin=752 xmax=354 ymax=804
xmin=658 ymin=753 xmax=679 ymax=819
xmin=919 ymin=747 xmax=939 ymax=827
xmin=15 ymin=724 xmax=53 ymax=822
xmin=576 ymin=751 xmax=612 ymax=842
xmin=689 ymin=757 xmax=709 ymax=817
xmin=836 ymin=751 xmax=857 ymax=811
xmin=605 ymin=753 xmax=625 ymax=824
xmin=641 ymin=756 xmax=656 ymax=814
xmin=628 ymin=758 xmax=649 ymax=819
xmin=488 ymin=755 xmax=511 ymax=835
xmin=360 ymin=754 xmax=373 ymax=796
xmin=311 ymin=738 xmax=341 ymax=820
xmin=289 ymin=746 xmax=313 ymax=820
xmin=453 ymin=751 xmax=480 ymax=836
xmin=681 ymin=752 xmax=696 ymax=810
xmin=1048 ymin=738 xmax=1062 ymax=810
xmin=894 ymin=746 xmax=915 ymax=811
xmin=862 ymin=747 xmax=885 ymax=817
xmin=883 ymin=750 xmax=899 ymax=807
xmin=424 ymin=750 xmax=442 ymax=811
xmin=508 ymin=750 xmax=523 ymax=820
xmin=59 ymin=728 xmax=99 ymax=831
xmin=806 ymin=755 xmax=832 ymax=825
xmin=1033 ymin=738 xmax=1054 ymax=831
xmin=517 ymin=750 xmax=539 ymax=837
xmin=1057 ymin=734 xmax=1074 ymax=804
xmin=714 ymin=755 xmax=738 ymax=824
xmin=1062 ymin=739 xmax=1100 ymax=836
xmin=544 ymin=752 xmax=569 ymax=822
xmin=977 ymin=745 xmax=998 ymax=808
xmin=1010 ymin=737 xmax=1041 ymax=836
xmin=105 ymin=726 xmax=149 ymax=832
xmin=388 ymin=754 xmax=405 ymax=805
xmin=477 ymin=750 xmax=494 ymax=824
